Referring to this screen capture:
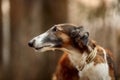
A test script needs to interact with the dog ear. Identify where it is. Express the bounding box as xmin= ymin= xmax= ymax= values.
xmin=70 ymin=26 xmax=83 ymax=38
xmin=80 ymin=32 xmax=89 ymax=46
xmin=70 ymin=27 xmax=89 ymax=47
